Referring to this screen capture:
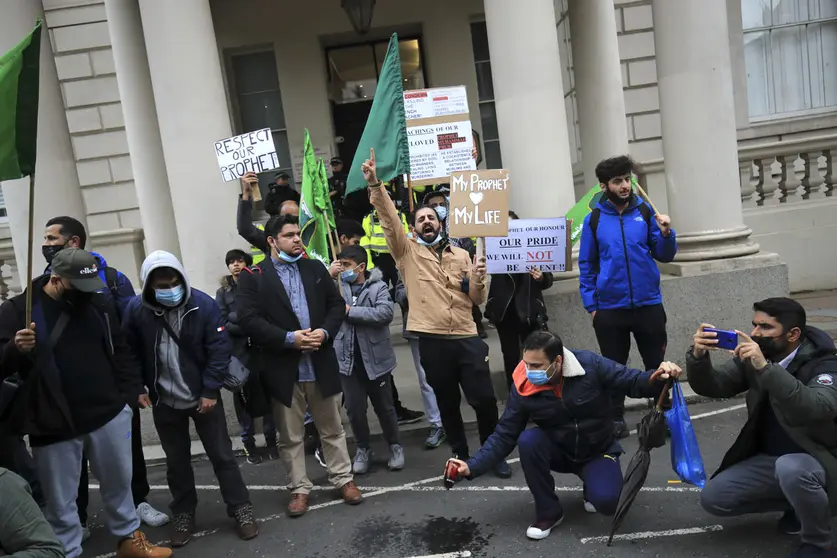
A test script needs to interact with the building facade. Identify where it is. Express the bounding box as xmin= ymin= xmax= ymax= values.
xmin=0 ymin=0 xmax=834 ymax=345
